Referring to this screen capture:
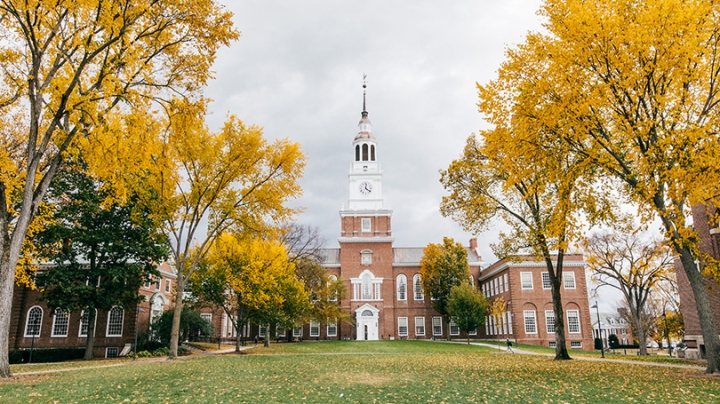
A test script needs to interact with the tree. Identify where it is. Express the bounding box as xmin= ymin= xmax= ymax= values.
xmin=419 ymin=237 xmax=472 ymax=340
xmin=585 ymin=231 xmax=675 ymax=355
xmin=156 ymin=105 xmax=305 ymax=358
xmin=0 ymin=0 xmax=238 ymax=377
xmin=151 ymin=307 xmax=214 ymax=348
xmin=192 ymin=233 xmax=310 ymax=350
xmin=295 ymin=257 xmax=349 ymax=340
xmin=495 ymin=0 xmax=720 ymax=373
xmin=447 ymin=283 xmax=489 ymax=344
xmin=488 ymin=296 xmax=508 ymax=340
xmin=33 ymin=162 xmax=168 ymax=359
xmin=440 ymin=129 xmax=611 ymax=359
